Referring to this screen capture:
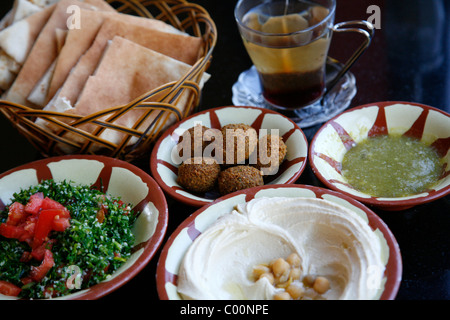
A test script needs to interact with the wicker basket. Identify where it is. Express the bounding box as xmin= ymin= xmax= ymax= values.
xmin=0 ymin=0 xmax=216 ymax=162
